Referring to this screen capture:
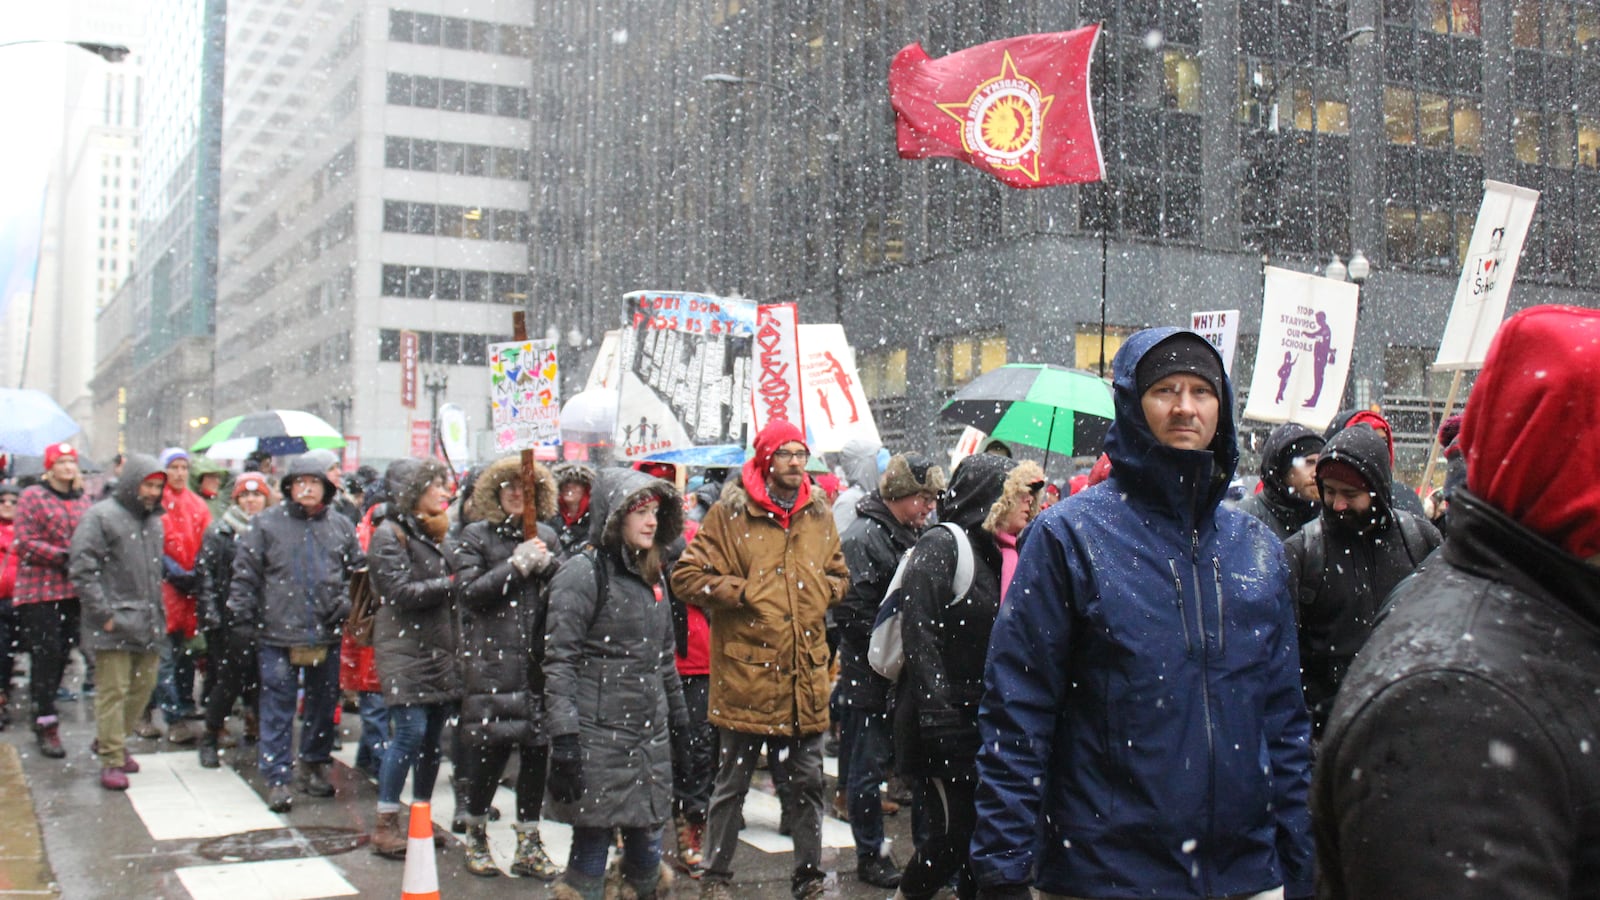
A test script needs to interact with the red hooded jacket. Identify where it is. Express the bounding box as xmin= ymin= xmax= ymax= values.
xmin=1461 ymin=305 xmax=1600 ymax=560
xmin=0 ymin=518 xmax=17 ymax=599
xmin=162 ymin=482 xmax=211 ymax=638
